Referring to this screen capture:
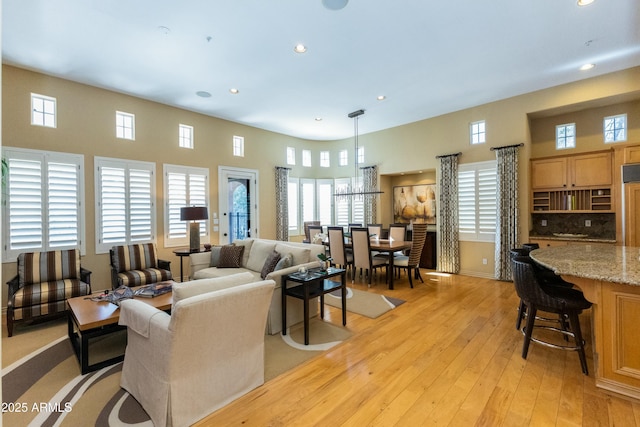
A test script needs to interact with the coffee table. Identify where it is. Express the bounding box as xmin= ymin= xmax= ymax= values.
xmin=282 ymin=267 xmax=346 ymax=345
xmin=67 ymin=286 xmax=173 ymax=374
